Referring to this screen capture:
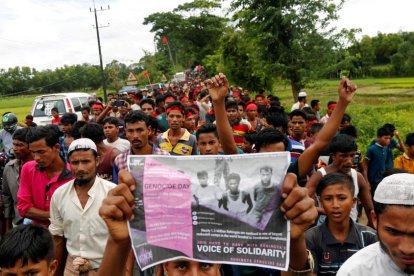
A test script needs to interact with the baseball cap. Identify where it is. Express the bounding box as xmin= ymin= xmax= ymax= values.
xmin=68 ymin=138 xmax=97 ymax=156
xmin=298 ymin=91 xmax=307 ymax=97
xmin=374 ymin=173 xmax=414 ymax=205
